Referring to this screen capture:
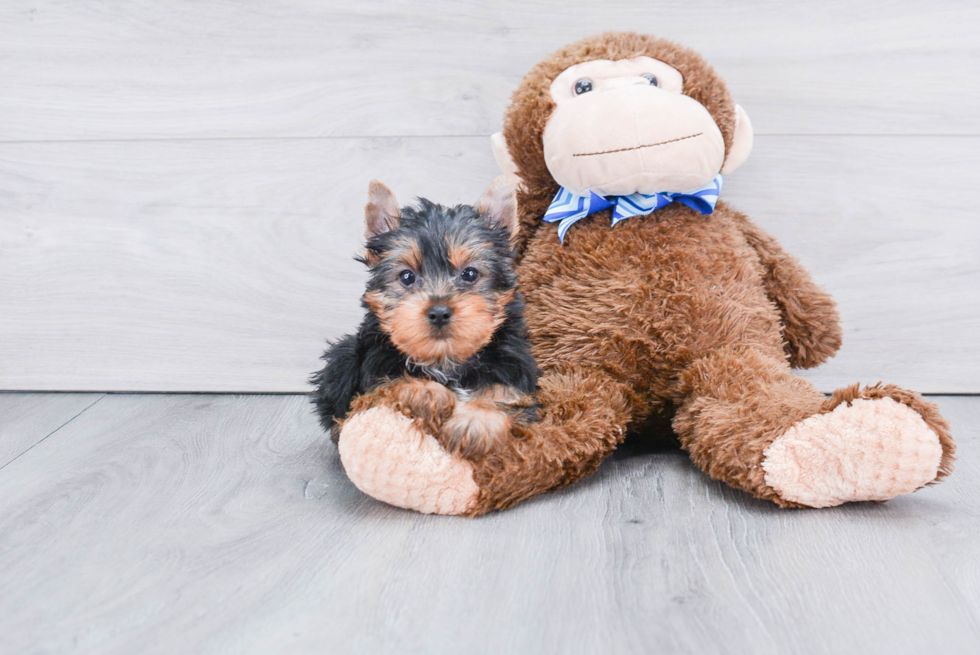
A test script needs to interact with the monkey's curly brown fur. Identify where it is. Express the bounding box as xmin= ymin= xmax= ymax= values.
xmin=341 ymin=32 xmax=954 ymax=515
